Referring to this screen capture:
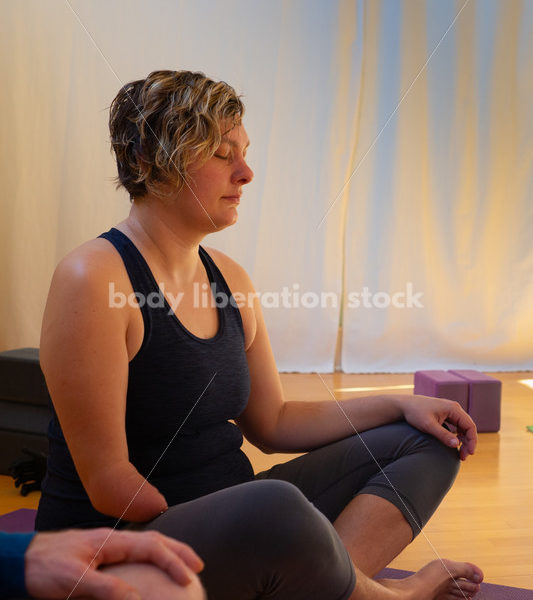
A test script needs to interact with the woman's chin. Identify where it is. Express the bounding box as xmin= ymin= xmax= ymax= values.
xmin=215 ymin=210 xmax=239 ymax=230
